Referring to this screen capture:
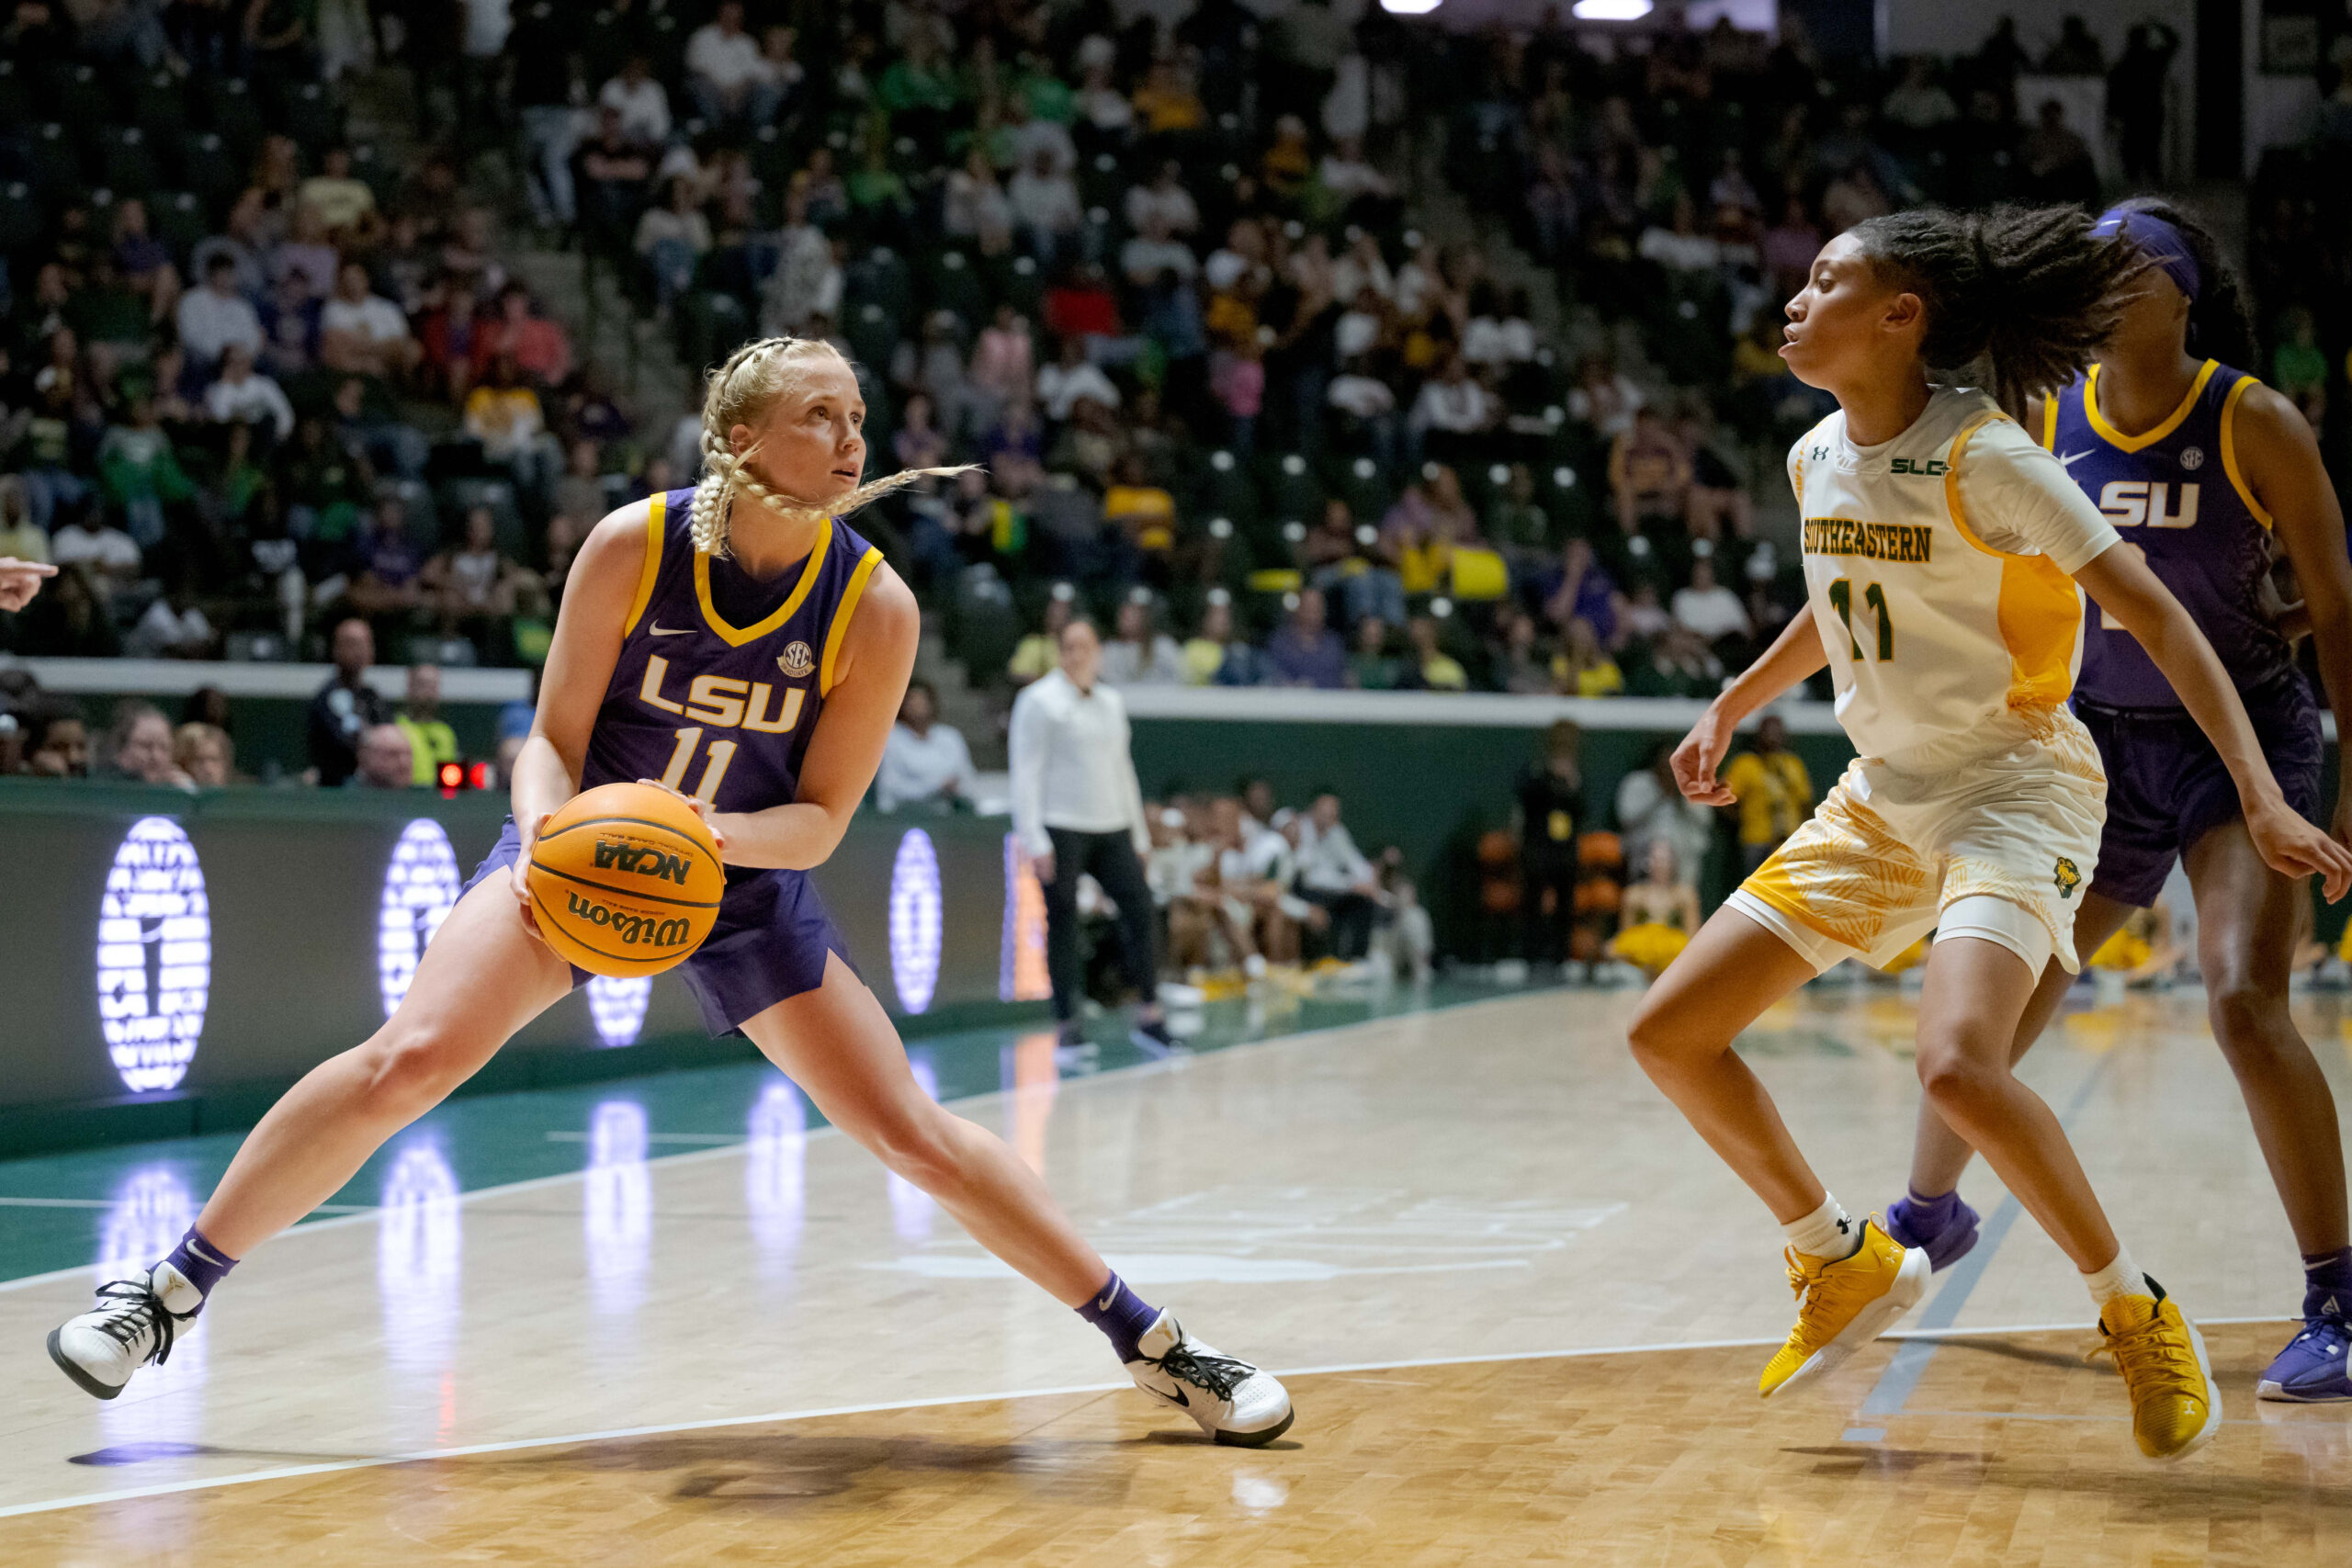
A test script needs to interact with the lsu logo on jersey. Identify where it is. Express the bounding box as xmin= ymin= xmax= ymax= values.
xmin=2097 ymin=480 xmax=2199 ymax=528
xmin=2053 ymin=858 xmax=2083 ymax=900
xmin=1889 ymin=457 xmax=1949 ymax=477
xmin=635 ymin=654 xmax=808 ymax=734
